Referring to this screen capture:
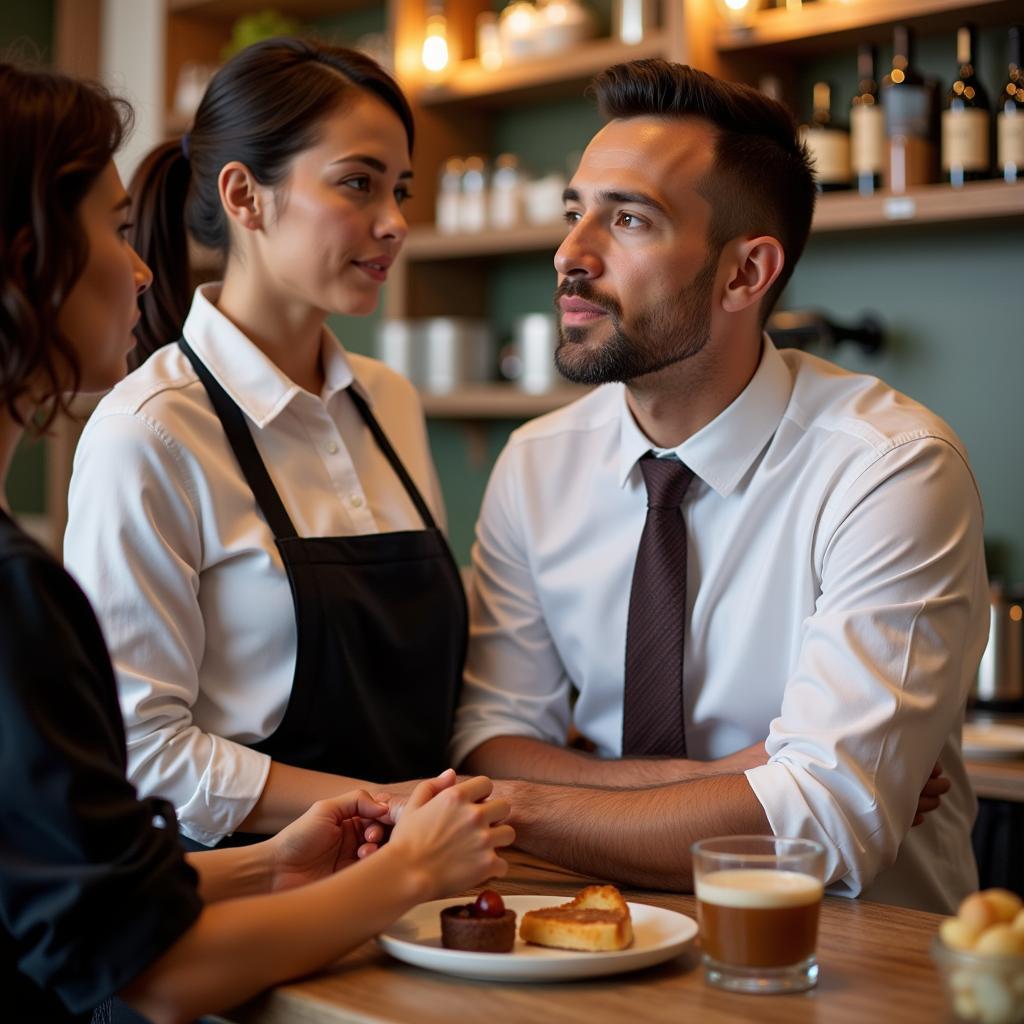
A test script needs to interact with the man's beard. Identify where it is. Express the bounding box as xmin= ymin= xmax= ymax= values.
xmin=553 ymin=257 xmax=717 ymax=386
